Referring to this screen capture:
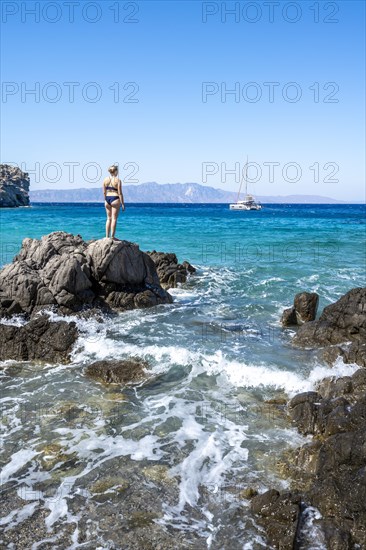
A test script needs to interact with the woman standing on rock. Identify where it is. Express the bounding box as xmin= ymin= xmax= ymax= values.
xmin=103 ymin=164 xmax=125 ymax=239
